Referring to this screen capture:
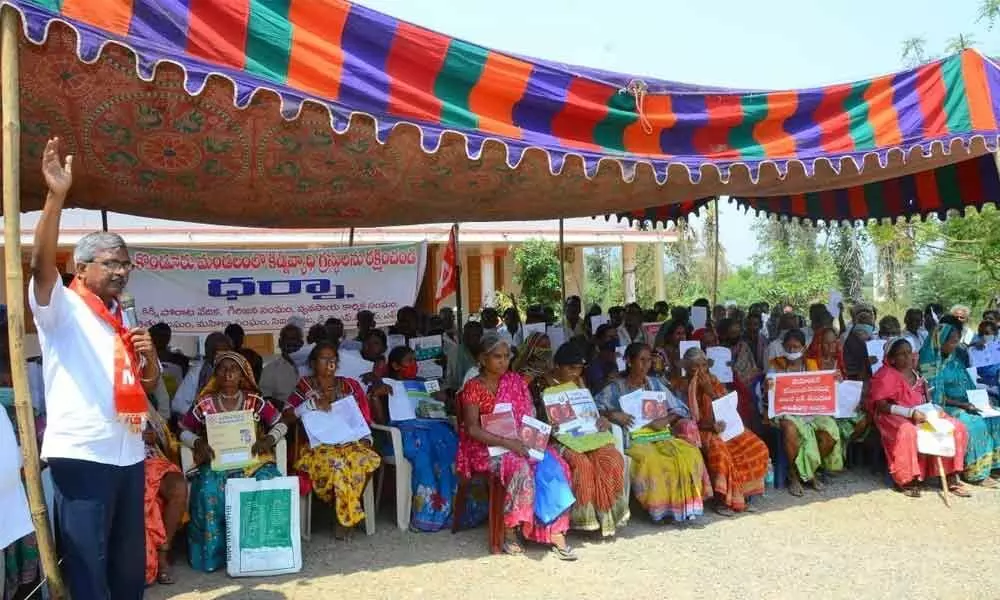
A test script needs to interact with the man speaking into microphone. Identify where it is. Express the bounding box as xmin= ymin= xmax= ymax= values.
xmin=29 ymin=137 xmax=160 ymax=599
